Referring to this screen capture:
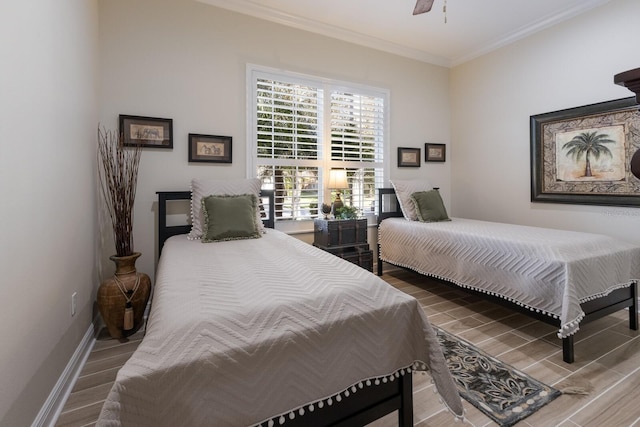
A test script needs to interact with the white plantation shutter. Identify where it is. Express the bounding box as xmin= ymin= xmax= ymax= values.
xmin=248 ymin=65 xmax=388 ymax=221
xmin=330 ymin=91 xmax=384 ymax=163
xmin=256 ymin=79 xmax=320 ymax=160
xmin=330 ymin=91 xmax=385 ymax=216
